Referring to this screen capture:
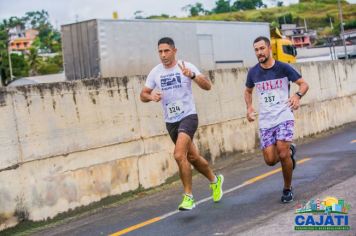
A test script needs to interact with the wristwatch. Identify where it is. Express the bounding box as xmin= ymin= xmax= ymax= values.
xmin=296 ymin=92 xmax=303 ymax=98
xmin=190 ymin=72 xmax=196 ymax=80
